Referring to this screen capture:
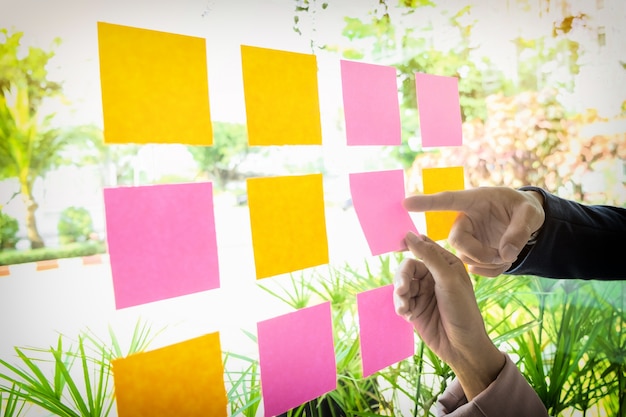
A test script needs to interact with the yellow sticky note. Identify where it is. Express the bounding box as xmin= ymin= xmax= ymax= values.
xmin=241 ymin=45 xmax=322 ymax=146
xmin=97 ymin=22 xmax=212 ymax=145
xmin=112 ymin=333 xmax=227 ymax=417
xmin=422 ymin=167 xmax=465 ymax=241
xmin=247 ymin=174 xmax=329 ymax=279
